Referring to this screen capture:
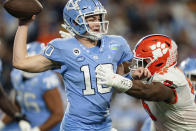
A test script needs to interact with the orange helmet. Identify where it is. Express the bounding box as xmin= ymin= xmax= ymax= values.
xmin=131 ymin=34 xmax=178 ymax=75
